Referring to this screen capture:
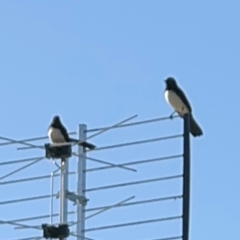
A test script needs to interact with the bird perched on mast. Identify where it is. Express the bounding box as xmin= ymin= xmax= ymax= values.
xmin=164 ymin=77 xmax=203 ymax=137
xmin=48 ymin=115 xmax=96 ymax=149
